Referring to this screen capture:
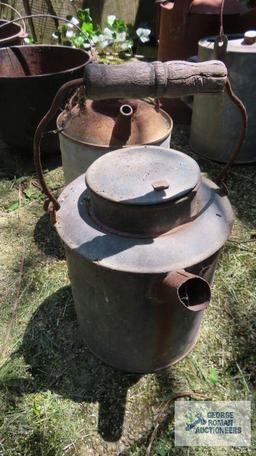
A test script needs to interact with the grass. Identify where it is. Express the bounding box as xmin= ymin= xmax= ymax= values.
xmin=0 ymin=127 xmax=255 ymax=456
